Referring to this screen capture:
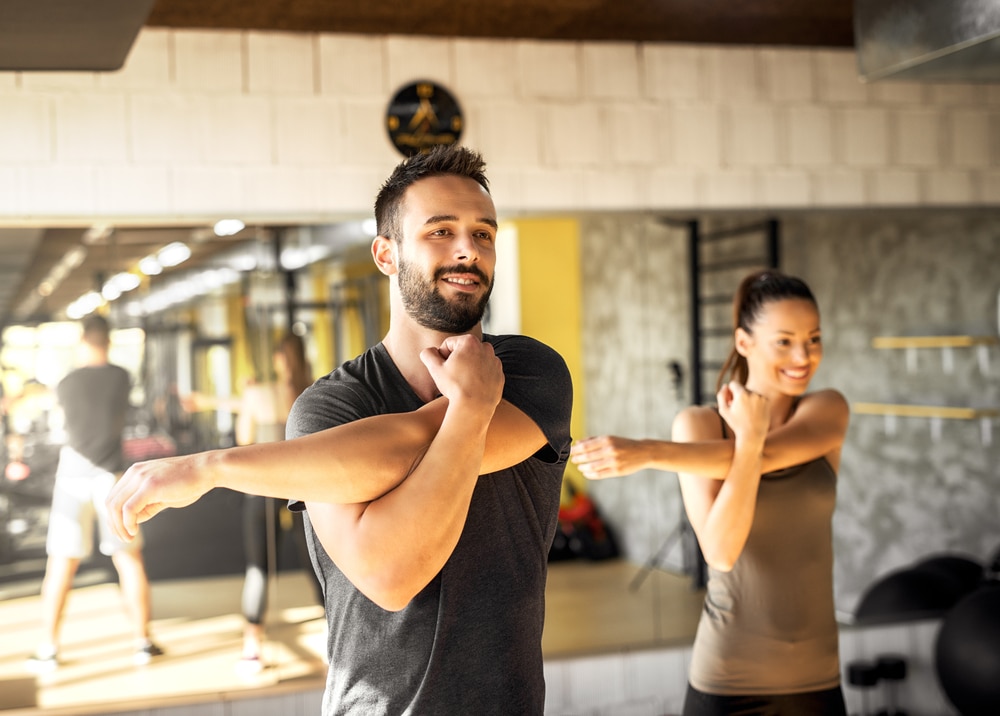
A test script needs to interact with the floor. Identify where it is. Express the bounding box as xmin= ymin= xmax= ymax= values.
xmin=0 ymin=560 xmax=705 ymax=715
